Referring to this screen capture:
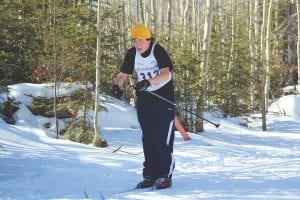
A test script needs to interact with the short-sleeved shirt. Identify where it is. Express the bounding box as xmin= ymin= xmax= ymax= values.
xmin=120 ymin=41 xmax=175 ymax=101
